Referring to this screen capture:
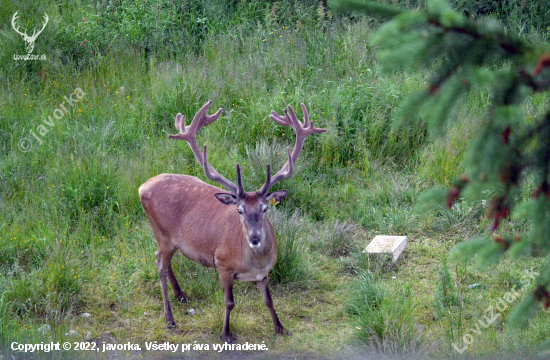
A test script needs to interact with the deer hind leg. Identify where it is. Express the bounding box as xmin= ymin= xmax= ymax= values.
xmin=219 ymin=270 xmax=235 ymax=343
xmin=156 ymin=249 xmax=180 ymax=328
xmin=257 ymin=276 xmax=286 ymax=335
xmin=166 ymin=259 xmax=187 ymax=302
